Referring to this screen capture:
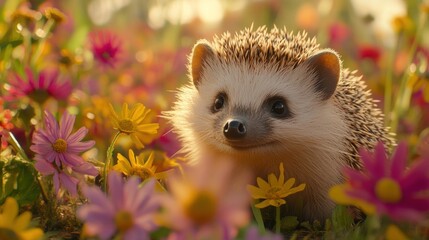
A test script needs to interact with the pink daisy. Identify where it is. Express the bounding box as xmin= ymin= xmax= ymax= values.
xmin=330 ymin=142 xmax=429 ymax=223
xmin=31 ymin=111 xmax=95 ymax=167
xmin=77 ymin=172 xmax=160 ymax=240
xmin=7 ymin=68 xmax=72 ymax=104
xmin=89 ymin=30 xmax=122 ymax=68
xmin=30 ymin=111 xmax=98 ymax=196
xmin=160 ymin=158 xmax=251 ymax=240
